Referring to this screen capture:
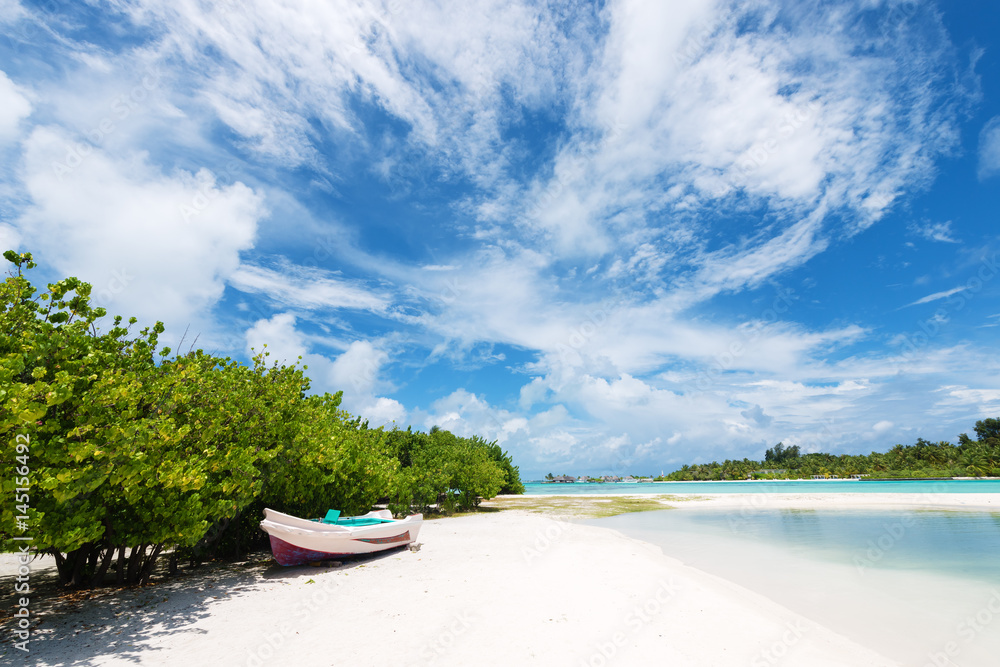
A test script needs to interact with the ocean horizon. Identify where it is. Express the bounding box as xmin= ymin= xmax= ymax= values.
xmin=523 ymin=479 xmax=1000 ymax=494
